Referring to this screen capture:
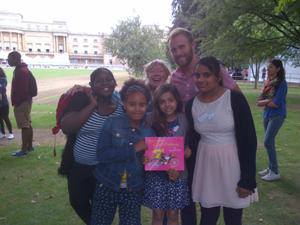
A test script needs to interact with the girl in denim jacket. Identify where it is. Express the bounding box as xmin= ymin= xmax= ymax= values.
xmin=144 ymin=84 xmax=191 ymax=225
xmin=91 ymin=78 xmax=155 ymax=225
